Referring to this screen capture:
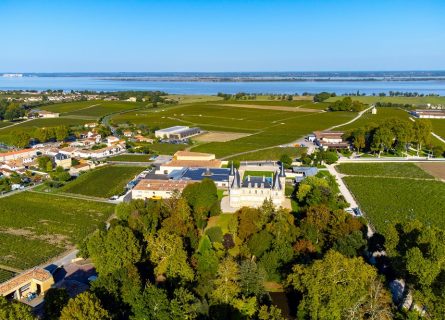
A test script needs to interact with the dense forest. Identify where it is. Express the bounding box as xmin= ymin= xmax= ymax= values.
xmin=1 ymin=174 xmax=444 ymax=319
